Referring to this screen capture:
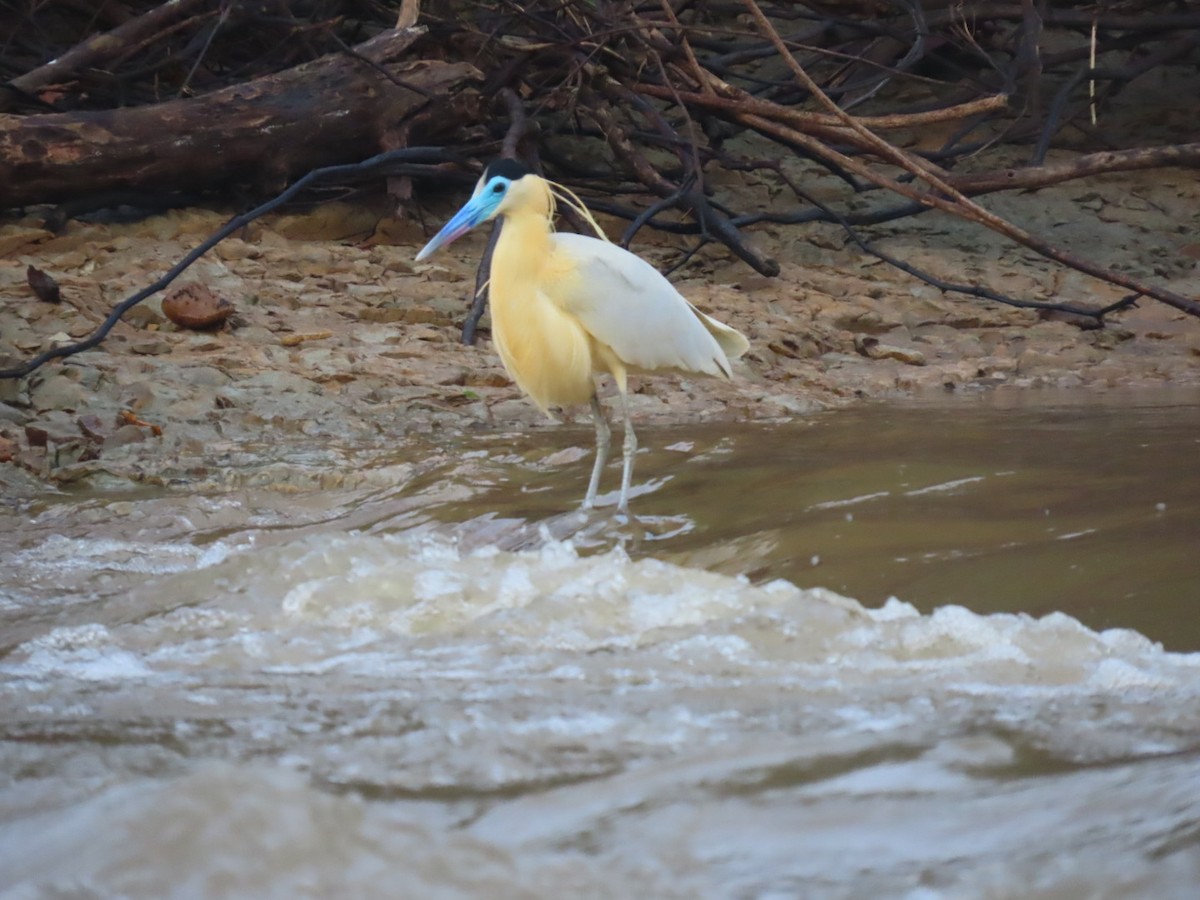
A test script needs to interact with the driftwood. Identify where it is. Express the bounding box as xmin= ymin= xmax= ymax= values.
xmin=0 ymin=27 xmax=479 ymax=208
